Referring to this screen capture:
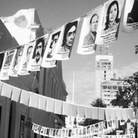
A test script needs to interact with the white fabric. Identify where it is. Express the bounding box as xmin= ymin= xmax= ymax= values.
xmin=77 ymin=105 xmax=85 ymax=118
xmin=11 ymin=86 xmax=21 ymax=102
xmin=20 ymin=89 xmax=30 ymax=106
xmin=62 ymin=102 xmax=70 ymax=116
xmin=29 ymin=92 xmax=38 ymax=108
xmin=84 ymin=106 xmax=92 ymax=118
xmin=54 ymin=99 xmax=63 ymax=114
xmin=38 ymin=95 xmax=47 ymax=111
xmin=1 ymin=83 xmax=12 ymax=98
xmin=46 ymin=97 xmax=55 ymax=113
